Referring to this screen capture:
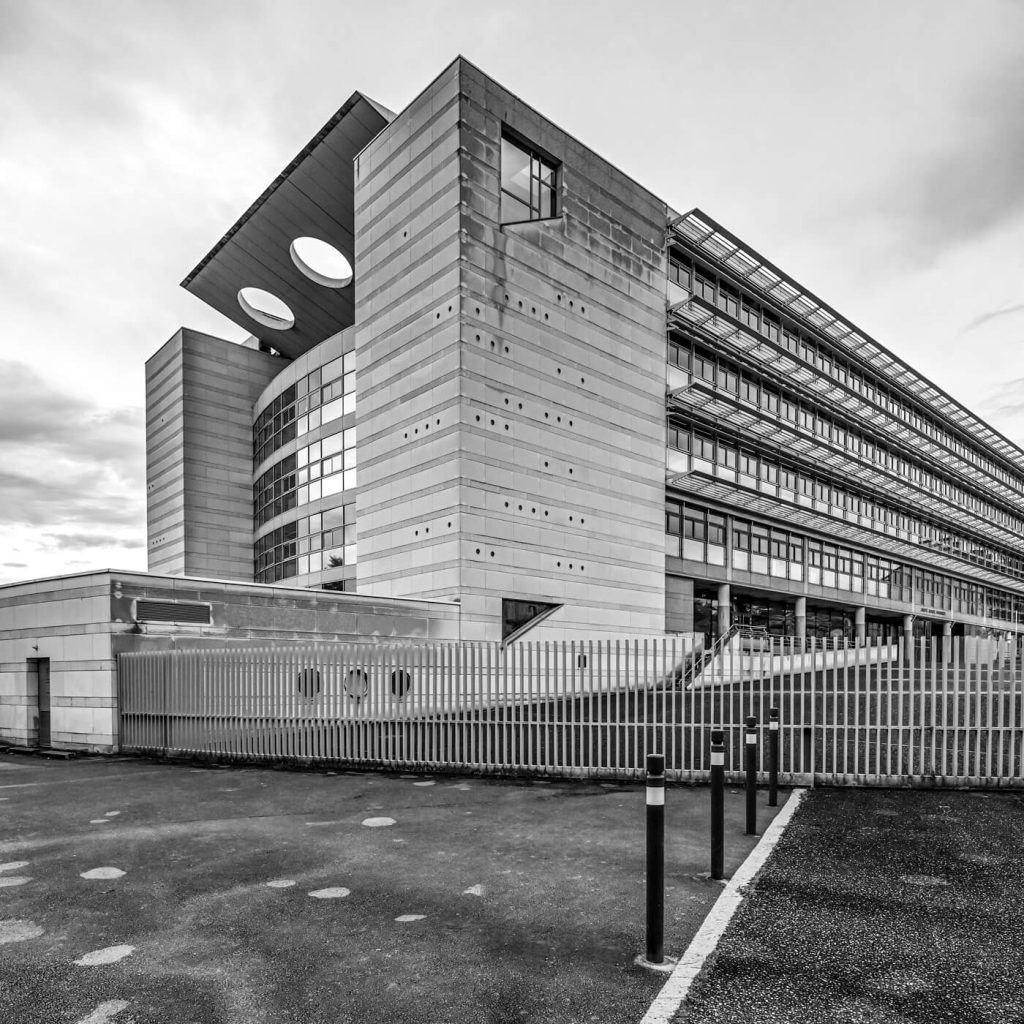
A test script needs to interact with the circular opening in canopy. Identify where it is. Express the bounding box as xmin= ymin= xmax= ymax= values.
xmin=237 ymin=287 xmax=295 ymax=330
xmin=289 ymin=237 xmax=353 ymax=289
